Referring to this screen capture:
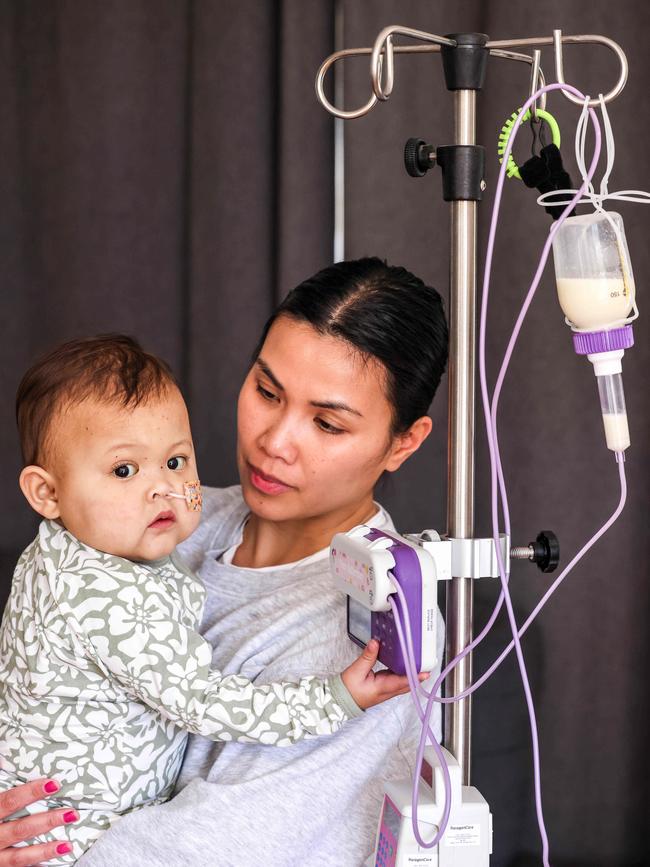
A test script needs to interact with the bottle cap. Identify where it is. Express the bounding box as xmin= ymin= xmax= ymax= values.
xmin=572 ymin=325 xmax=634 ymax=356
